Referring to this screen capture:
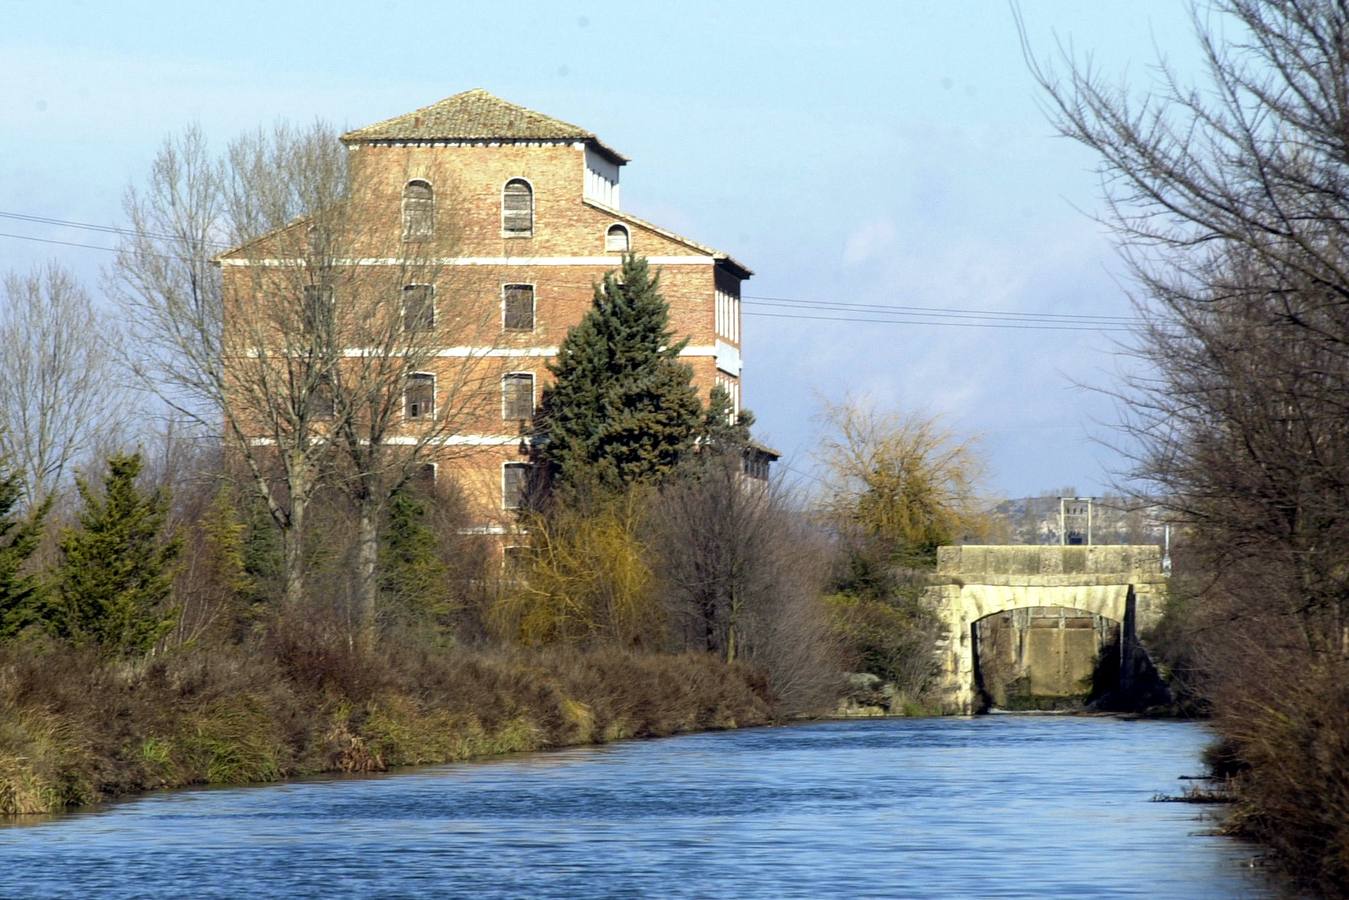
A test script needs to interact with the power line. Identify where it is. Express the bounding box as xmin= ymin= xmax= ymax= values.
xmin=0 ymin=211 xmax=226 ymax=247
xmin=743 ymin=310 xmax=1135 ymax=332
xmin=744 ymin=294 xmax=1141 ymax=324
xmin=0 ymin=230 xmax=209 ymax=265
xmin=0 ymin=231 xmax=123 ymax=254
xmin=0 ymin=207 xmax=1143 ymax=333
